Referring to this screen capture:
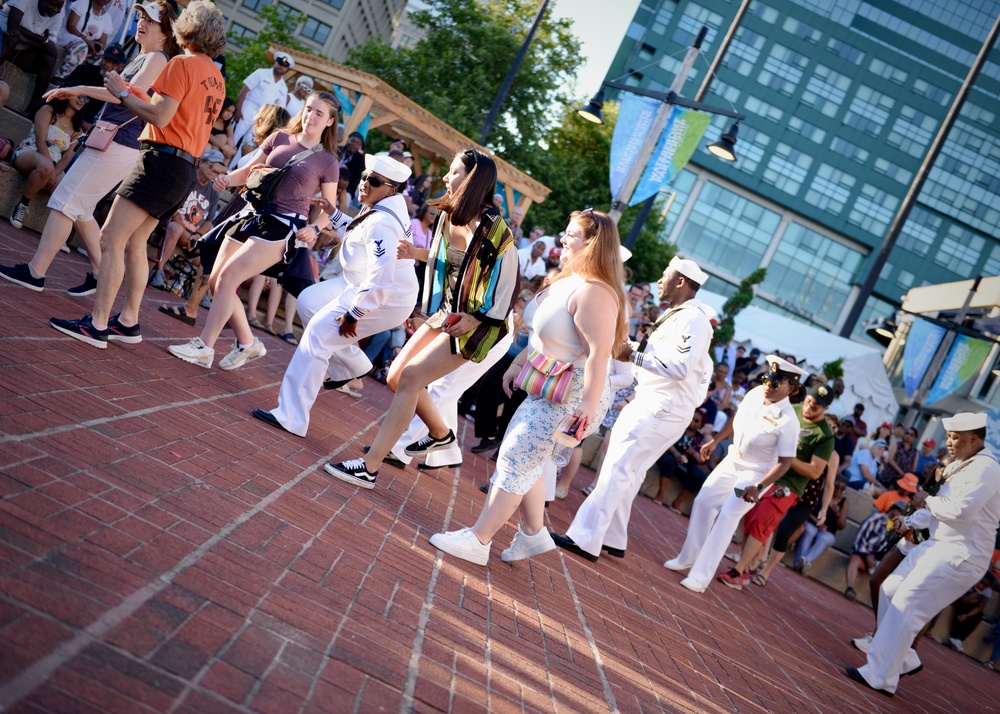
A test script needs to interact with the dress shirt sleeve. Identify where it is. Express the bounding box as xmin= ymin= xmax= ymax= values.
xmin=924 ymin=456 xmax=1000 ymax=523
xmin=348 ymin=216 xmax=400 ymax=319
xmin=608 ymin=358 xmax=636 ymax=390
xmin=904 ymin=509 xmax=933 ymax=530
xmin=630 ymin=309 xmax=710 ymax=381
xmin=777 ymin=414 xmax=800 ymax=458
